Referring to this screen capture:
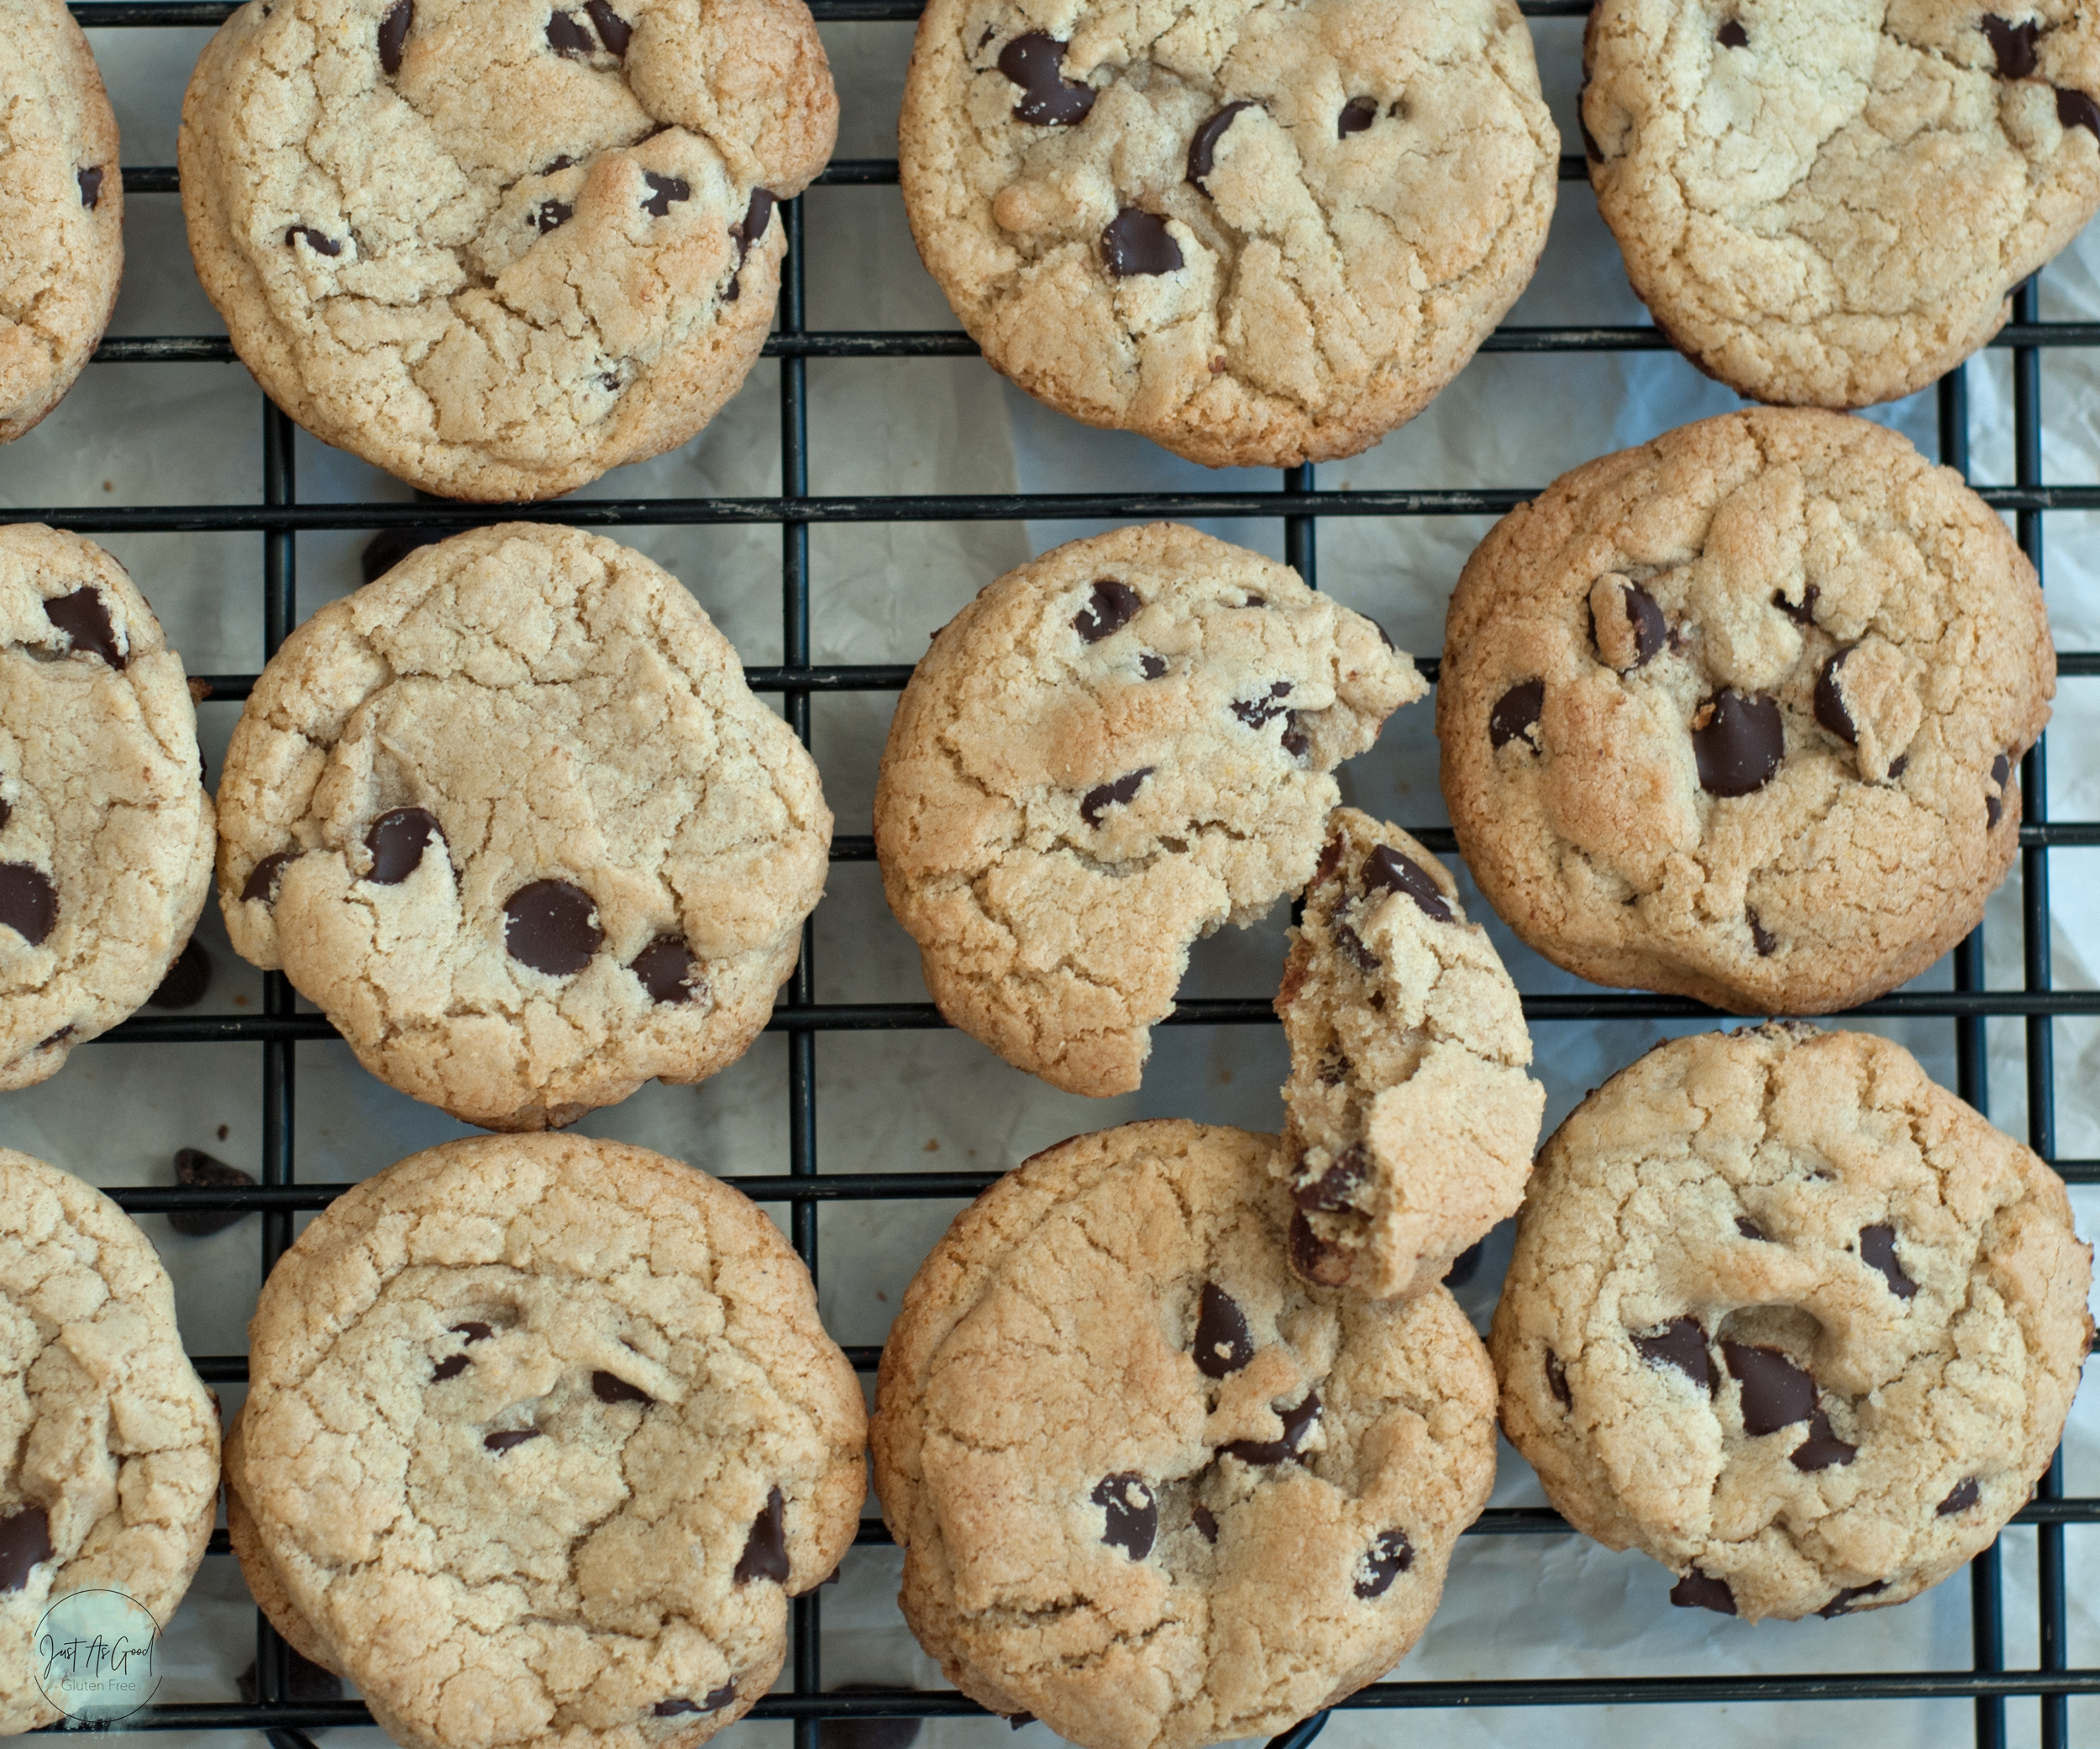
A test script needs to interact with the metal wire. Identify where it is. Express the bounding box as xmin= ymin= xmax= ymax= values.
xmin=36 ymin=0 xmax=2097 ymax=1739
